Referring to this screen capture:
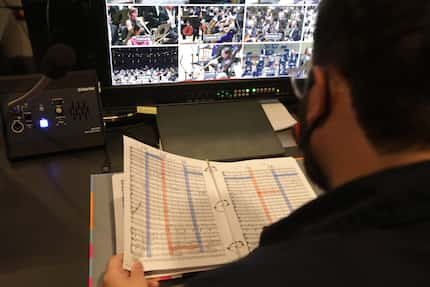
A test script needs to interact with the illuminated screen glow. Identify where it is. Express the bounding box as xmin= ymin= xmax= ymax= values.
xmin=106 ymin=0 xmax=319 ymax=86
